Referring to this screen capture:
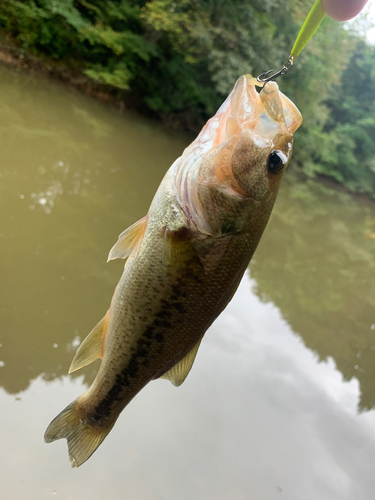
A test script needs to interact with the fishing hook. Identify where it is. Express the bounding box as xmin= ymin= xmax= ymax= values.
xmin=257 ymin=56 xmax=294 ymax=84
